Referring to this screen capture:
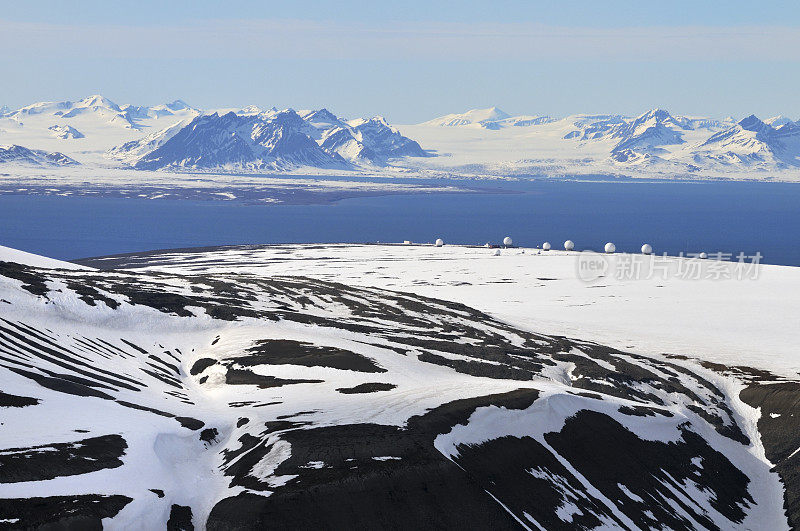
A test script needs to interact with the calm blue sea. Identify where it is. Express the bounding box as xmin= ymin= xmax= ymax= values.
xmin=1 ymin=180 xmax=798 ymax=265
